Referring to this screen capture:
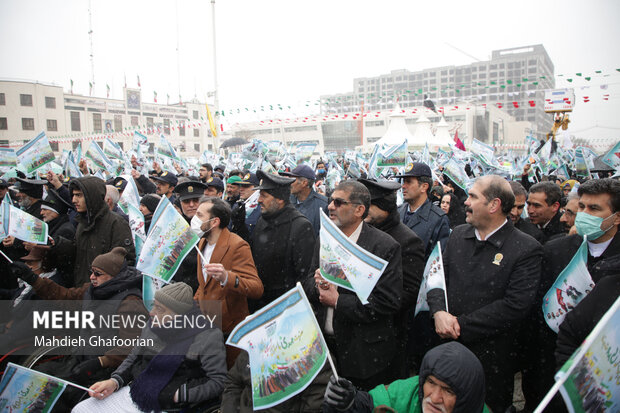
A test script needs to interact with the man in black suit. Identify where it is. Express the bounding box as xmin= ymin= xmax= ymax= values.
xmin=303 ymin=180 xmax=403 ymax=391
